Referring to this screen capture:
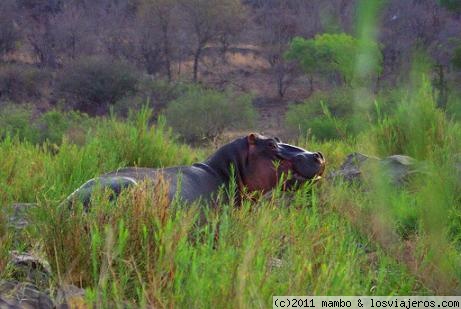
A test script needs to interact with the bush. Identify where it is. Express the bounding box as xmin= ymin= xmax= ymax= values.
xmin=0 ymin=104 xmax=96 ymax=145
xmin=113 ymin=79 xmax=191 ymax=117
xmin=285 ymin=88 xmax=367 ymax=140
xmin=139 ymin=79 xmax=190 ymax=110
xmin=372 ymin=77 xmax=449 ymax=159
xmin=165 ymin=86 xmax=256 ymax=143
xmin=0 ymin=64 xmax=49 ymax=102
xmin=0 ymin=104 xmax=38 ymax=142
xmin=56 ymin=57 xmax=139 ymax=114
xmin=286 ymin=34 xmax=382 ymax=86
xmin=452 ymin=43 xmax=461 ymax=70
xmin=446 ymin=90 xmax=461 ymax=121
